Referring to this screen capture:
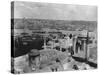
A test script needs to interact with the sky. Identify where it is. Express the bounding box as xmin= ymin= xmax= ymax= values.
xmin=12 ymin=1 xmax=97 ymax=21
